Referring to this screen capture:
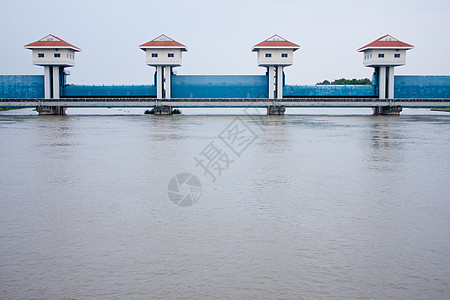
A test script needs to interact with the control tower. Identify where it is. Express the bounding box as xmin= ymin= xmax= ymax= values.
xmin=139 ymin=34 xmax=187 ymax=99
xmin=358 ymin=34 xmax=413 ymax=99
xmin=25 ymin=34 xmax=81 ymax=99
xmin=252 ymin=35 xmax=300 ymax=99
